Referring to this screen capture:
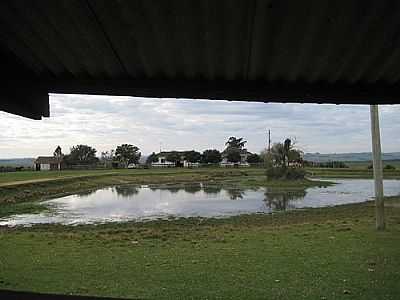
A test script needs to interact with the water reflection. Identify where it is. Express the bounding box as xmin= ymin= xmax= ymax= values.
xmin=163 ymin=186 xmax=181 ymax=194
xmin=0 ymin=179 xmax=399 ymax=226
xmin=146 ymin=184 xmax=246 ymax=199
xmin=76 ymin=190 xmax=97 ymax=197
xmin=202 ymin=184 xmax=222 ymax=195
xmin=148 ymin=184 xmax=245 ymax=199
xmin=183 ymin=183 xmax=202 ymax=194
xmin=264 ymin=189 xmax=307 ymax=211
xmin=226 ymin=189 xmax=245 ymax=200
xmin=113 ymin=186 xmax=139 ymax=197
xmin=114 ymin=183 xmax=307 ymax=209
